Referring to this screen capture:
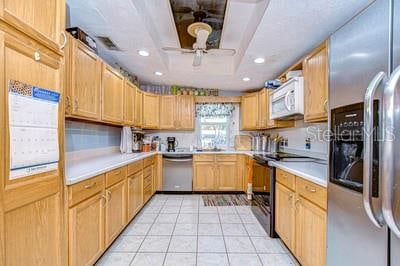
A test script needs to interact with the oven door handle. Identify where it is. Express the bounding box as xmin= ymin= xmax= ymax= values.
xmin=363 ymin=71 xmax=386 ymax=228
